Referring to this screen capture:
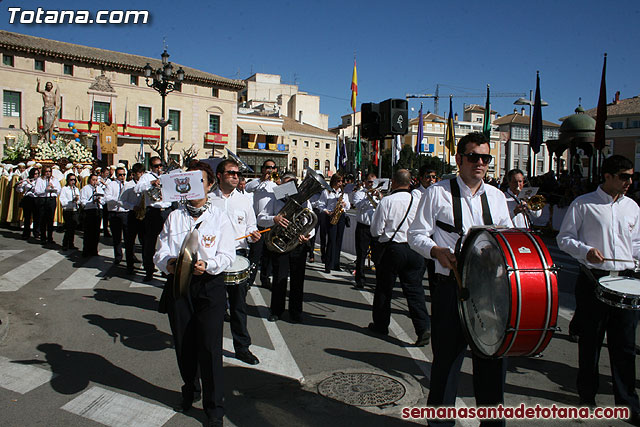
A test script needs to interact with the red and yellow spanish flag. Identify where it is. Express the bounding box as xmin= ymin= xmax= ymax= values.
xmin=350 ymin=60 xmax=358 ymax=112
